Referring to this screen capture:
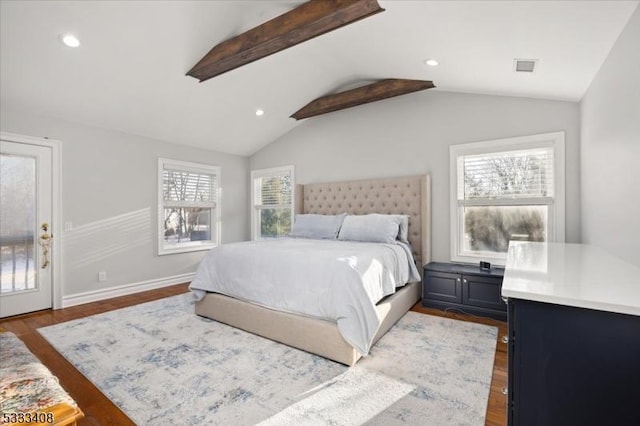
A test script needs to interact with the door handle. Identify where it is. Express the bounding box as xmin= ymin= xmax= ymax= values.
xmin=39 ymin=222 xmax=52 ymax=269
